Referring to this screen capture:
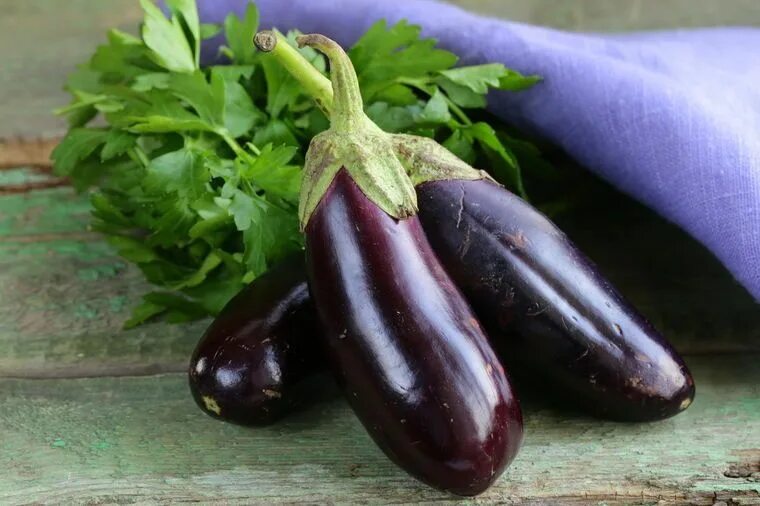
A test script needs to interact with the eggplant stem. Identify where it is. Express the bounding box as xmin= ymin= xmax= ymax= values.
xmin=296 ymin=34 xmax=369 ymax=133
xmin=253 ymin=30 xmax=334 ymax=115
xmin=258 ymin=31 xmax=418 ymax=226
